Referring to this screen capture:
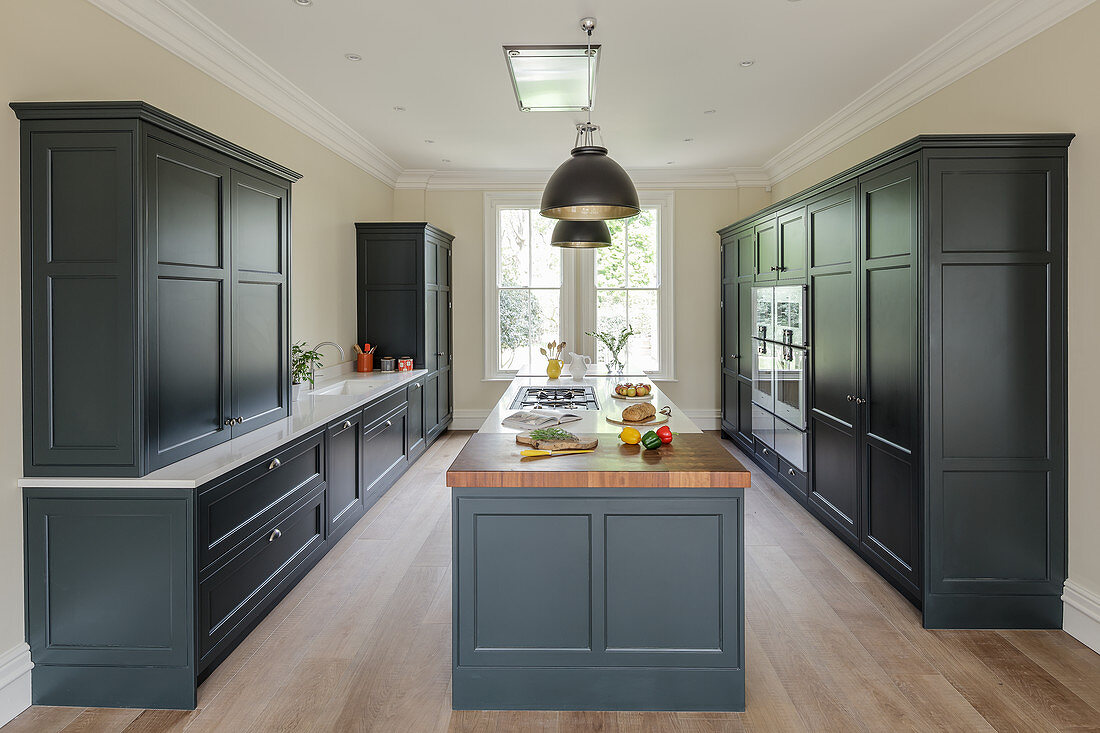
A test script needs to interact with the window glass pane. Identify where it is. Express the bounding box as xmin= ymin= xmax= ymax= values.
xmin=627 ymin=209 xmax=658 ymax=288
xmin=498 ymin=209 xmax=530 ymax=287
xmin=627 ymin=290 xmax=659 ymax=373
xmin=530 ymin=213 xmax=561 ymax=287
xmin=596 ymin=220 xmax=627 ymax=288
xmin=595 ymin=289 xmax=627 ymax=366
xmin=533 ymin=289 xmax=562 ymax=367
